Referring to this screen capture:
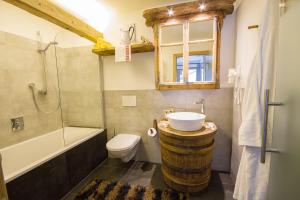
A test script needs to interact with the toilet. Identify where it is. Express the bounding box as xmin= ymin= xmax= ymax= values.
xmin=106 ymin=134 xmax=141 ymax=162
